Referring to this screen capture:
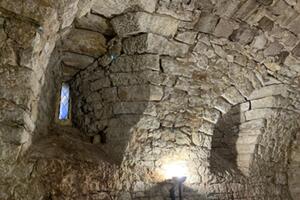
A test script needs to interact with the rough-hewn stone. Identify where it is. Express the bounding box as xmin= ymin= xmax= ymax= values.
xmin=214 ymin=19 xmax=236 ymax=38
xmin=75 ymin=13 xmax=114 ymax=35
xmin=292 ymin=43 xmax=300 ymax=58
xmin=123 ymin=33 xmax=190 ymax=57
xmin=62 ymin=52 xmax=95 ymax=69
xmin=62 ymin=29 xmax=107 ymax=57
xmin=194 ymin=12 xmax=219 ymax=34
xmin=111 ymin=12 xmax=178 ymax=37
xmin=92 ymin=0 xmax=157 ymax=18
